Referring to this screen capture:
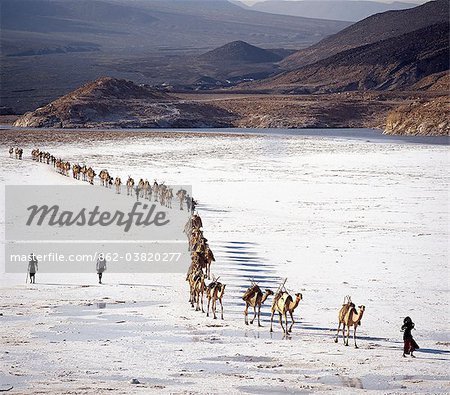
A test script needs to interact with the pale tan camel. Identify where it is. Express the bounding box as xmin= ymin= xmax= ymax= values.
xmin=334 ymin=296 xmax=355 ymax=344
xmin=206 ymin=280 xmax=226 ymax=320
xmin=114 ymin=177 xmax=122 ymax=194
xmin=242 ymin=285 xmax=274 ymax=326
xmin=126 ymin=176 xmax=135 ymax=196
xmin=99 ymin=169 xmax=110 ymax=187
xmin=270 ymin=292 xmax=302 ymax=335
xmin=340 ymin=305 xmax=365 ymax=348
